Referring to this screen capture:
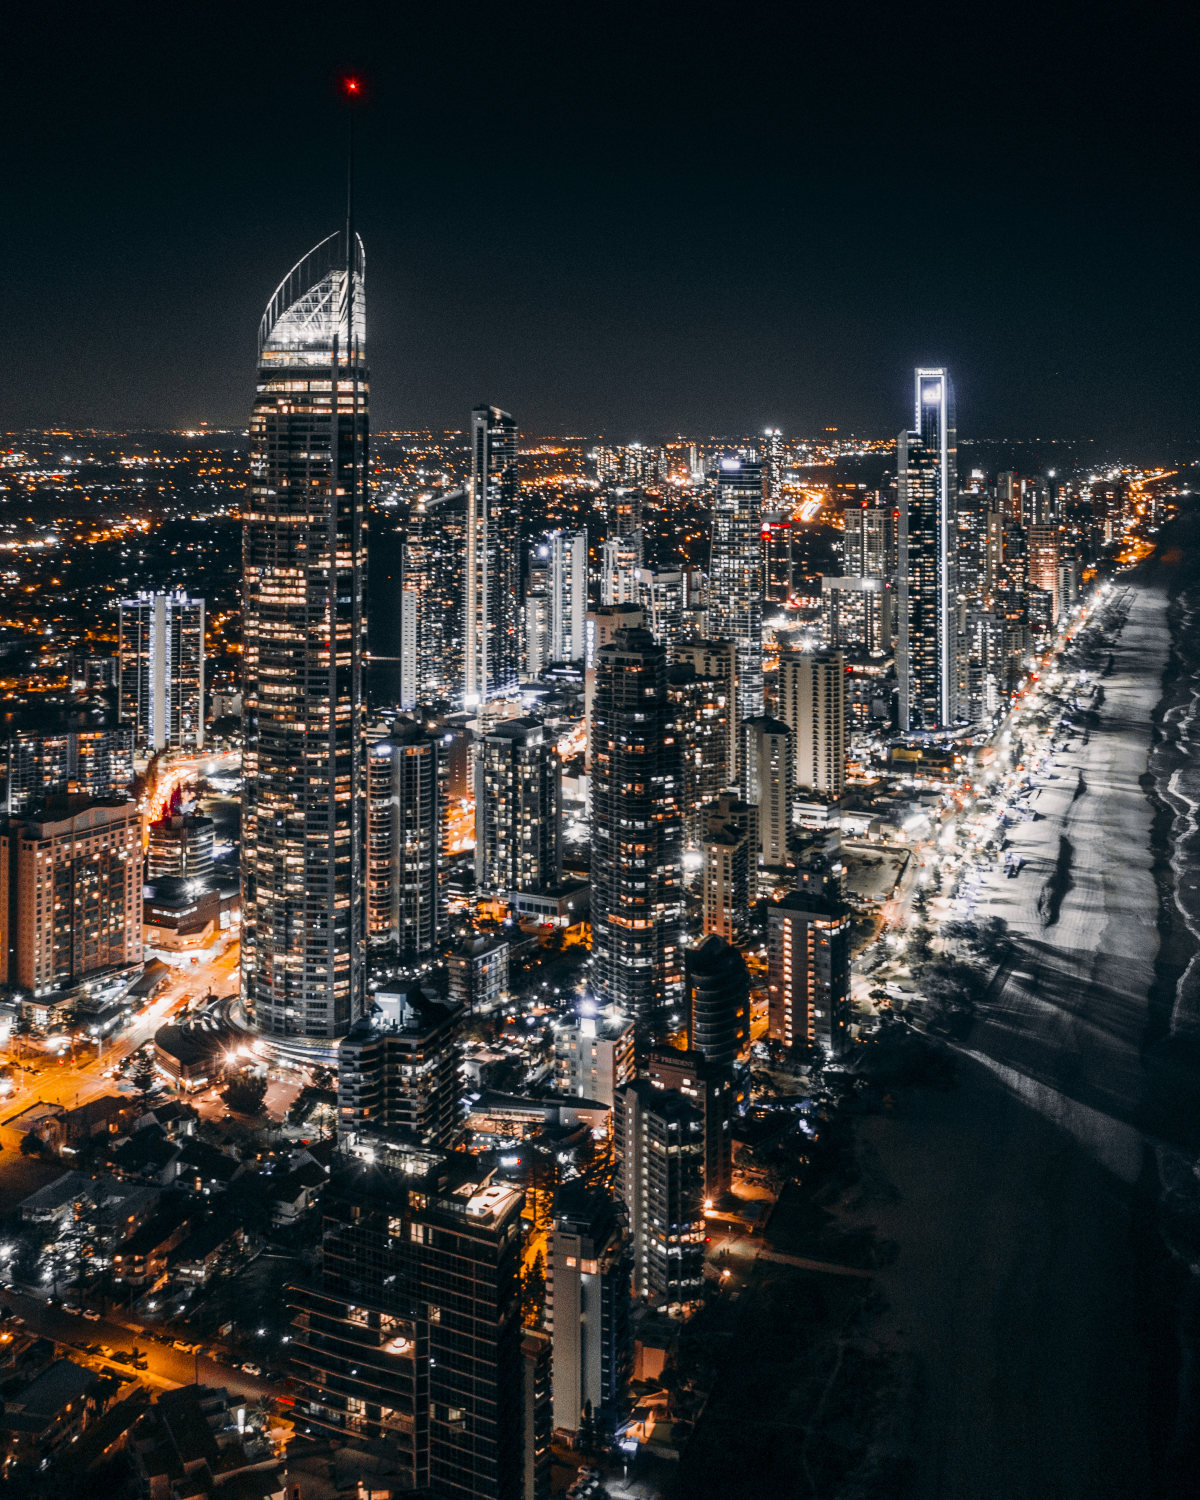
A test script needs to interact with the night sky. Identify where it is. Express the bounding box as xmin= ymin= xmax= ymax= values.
xmin=4 ymin=0 xmax=1198 ymax=446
